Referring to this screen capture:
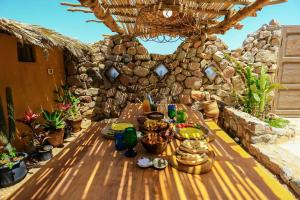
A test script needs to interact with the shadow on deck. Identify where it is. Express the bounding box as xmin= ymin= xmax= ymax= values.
xmin=7 ymin=121 xmax=294 ymax=200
